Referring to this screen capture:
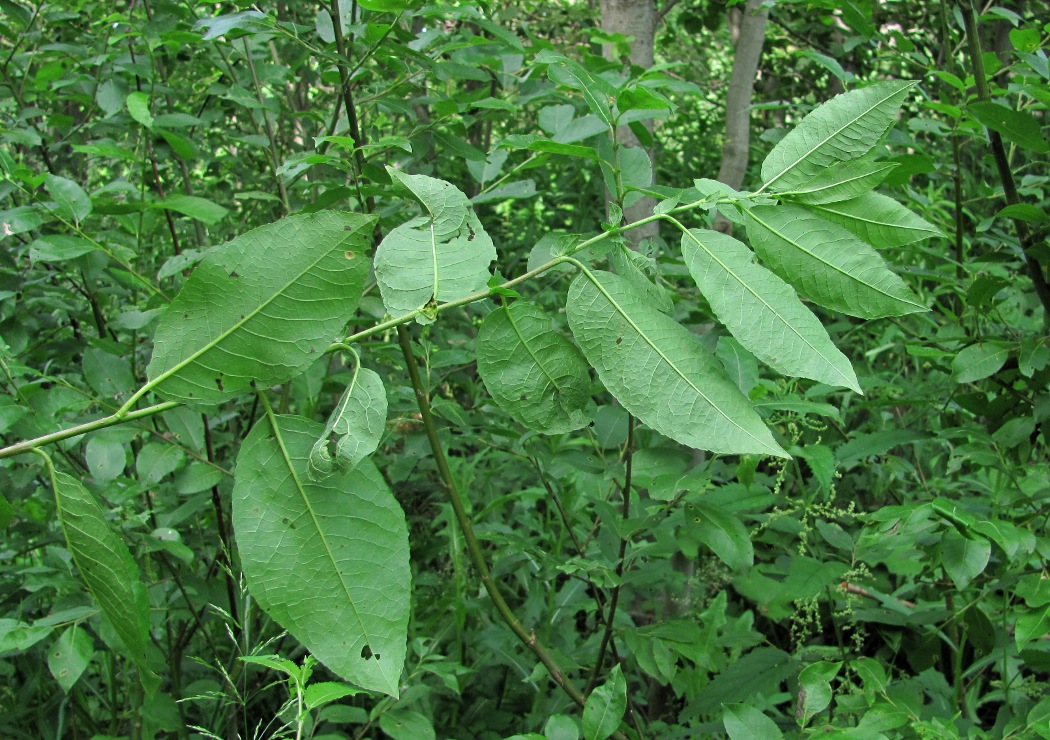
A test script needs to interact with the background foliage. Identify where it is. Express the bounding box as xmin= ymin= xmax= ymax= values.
xmin=1 ymin=1 xmax=1049 ymax=738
